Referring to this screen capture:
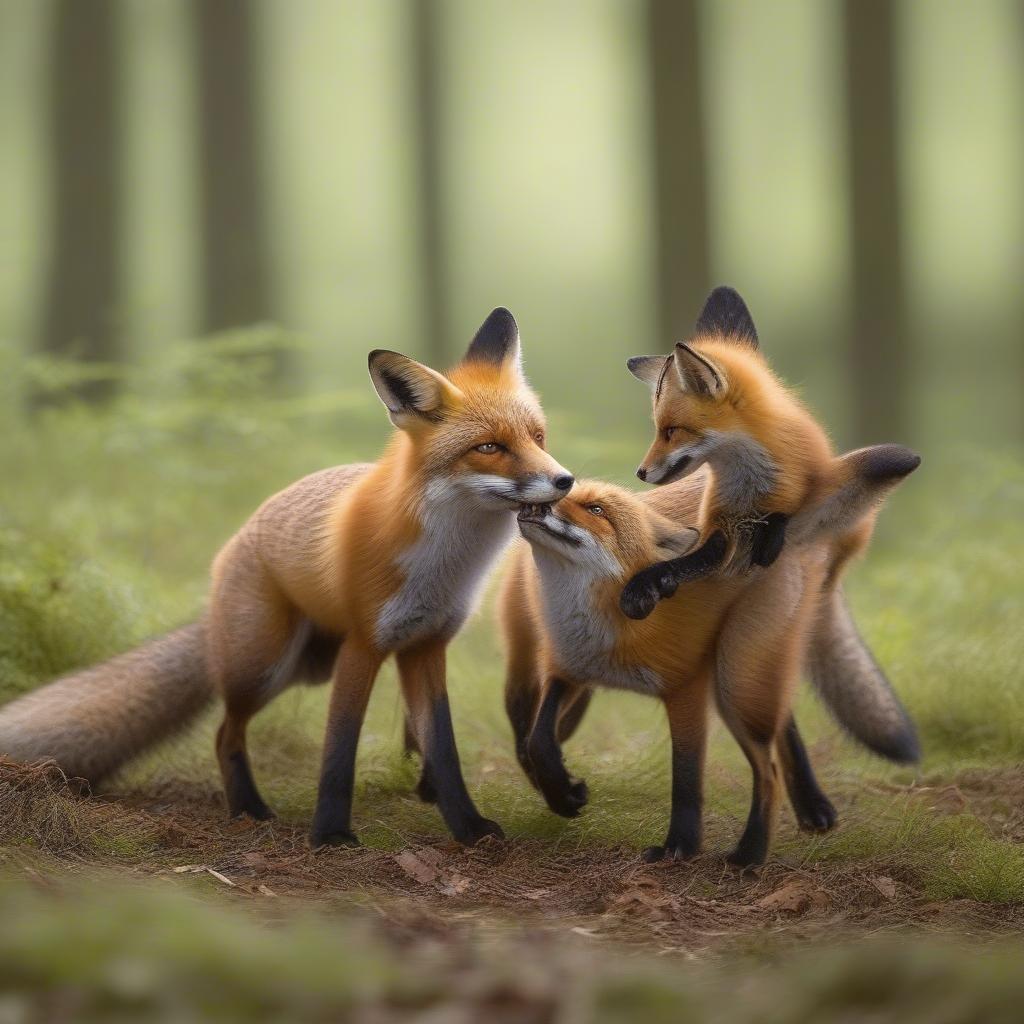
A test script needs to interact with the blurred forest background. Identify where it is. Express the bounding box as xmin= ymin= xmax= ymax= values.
xmin=1 ymin=0 xmax=1021 ymax=453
